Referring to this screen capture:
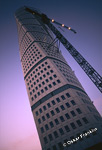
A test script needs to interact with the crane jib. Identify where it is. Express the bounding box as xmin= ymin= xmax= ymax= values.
xmin=25 ymin=7 xmax=102 ymax=93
